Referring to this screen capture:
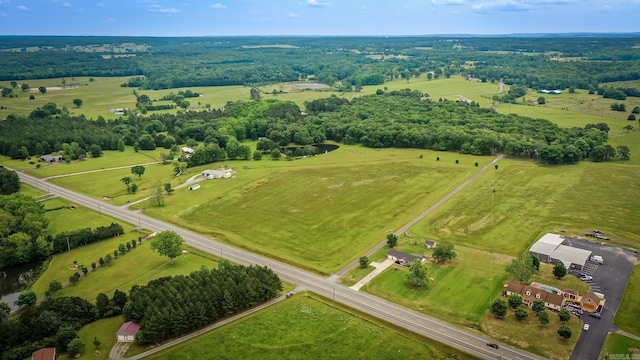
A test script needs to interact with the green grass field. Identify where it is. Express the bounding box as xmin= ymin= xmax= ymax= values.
xmin=48 ymin=162 xmax=179 ymax=205
xmin=364 ymin=245 xmax=511 ymax=327
xmin=615 ymin=266 xmax=640 ymax=335
xmin=146 ymin=292 xmax=475 ymax=360
xmin=599 ymin=333 xmax=640 ymax=359
xmin=481 ymin=304 xmax=581 ymax=360
xmin=57 ymin=315 xmax=125 ymax=360
xmin=143 ymin=145 xmax=490 ymax=274
xmin=31 ymin=238 xmax=219 ymax=300
xmin=408 ymin=158 xmax=640 ymax=255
